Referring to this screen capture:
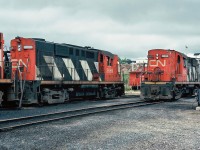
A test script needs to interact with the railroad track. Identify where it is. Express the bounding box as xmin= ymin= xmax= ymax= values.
xmin=0 ymin=94 xmax=139 ymax=110
xmin=0 ymin=100 xmax=163 ymax=132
